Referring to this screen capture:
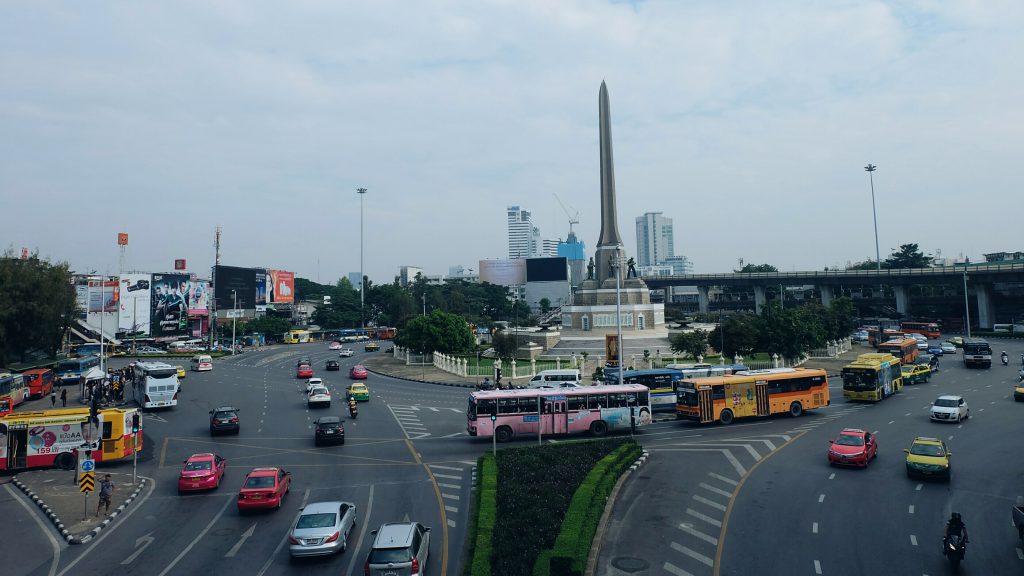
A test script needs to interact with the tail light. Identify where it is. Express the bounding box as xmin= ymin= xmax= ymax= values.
xmin=411 ymin=558 xmax=419 ymax=574
xmin=324 ymin=531 xmax=340 ymax=543
xmin=238 ymin=493 xmax=245 ymax=500
xmin=288 ymin=535 xmax=300 ymax=544
xmin=230 ymin=418 xmax=239 ymax=423
xmin=364 ymin=559 xmax=370 ymax=576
